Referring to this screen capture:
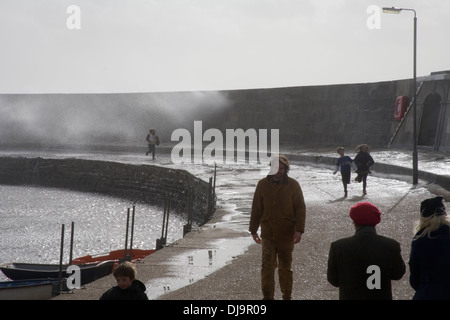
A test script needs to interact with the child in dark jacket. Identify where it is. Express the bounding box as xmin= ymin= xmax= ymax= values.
xmin=353 ymin=144 xmax=374 ymax=195
xmin=100 ymin=261 xmax=148 ymax=300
